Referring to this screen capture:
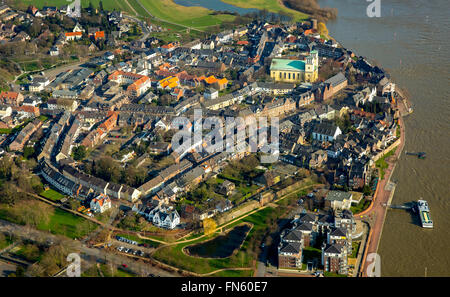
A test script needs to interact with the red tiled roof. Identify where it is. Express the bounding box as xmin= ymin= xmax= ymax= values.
xmin=94 ymin=31 xmax=105 ymax=40
xmin=65 ymin=32 xmax=82 ymax=37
